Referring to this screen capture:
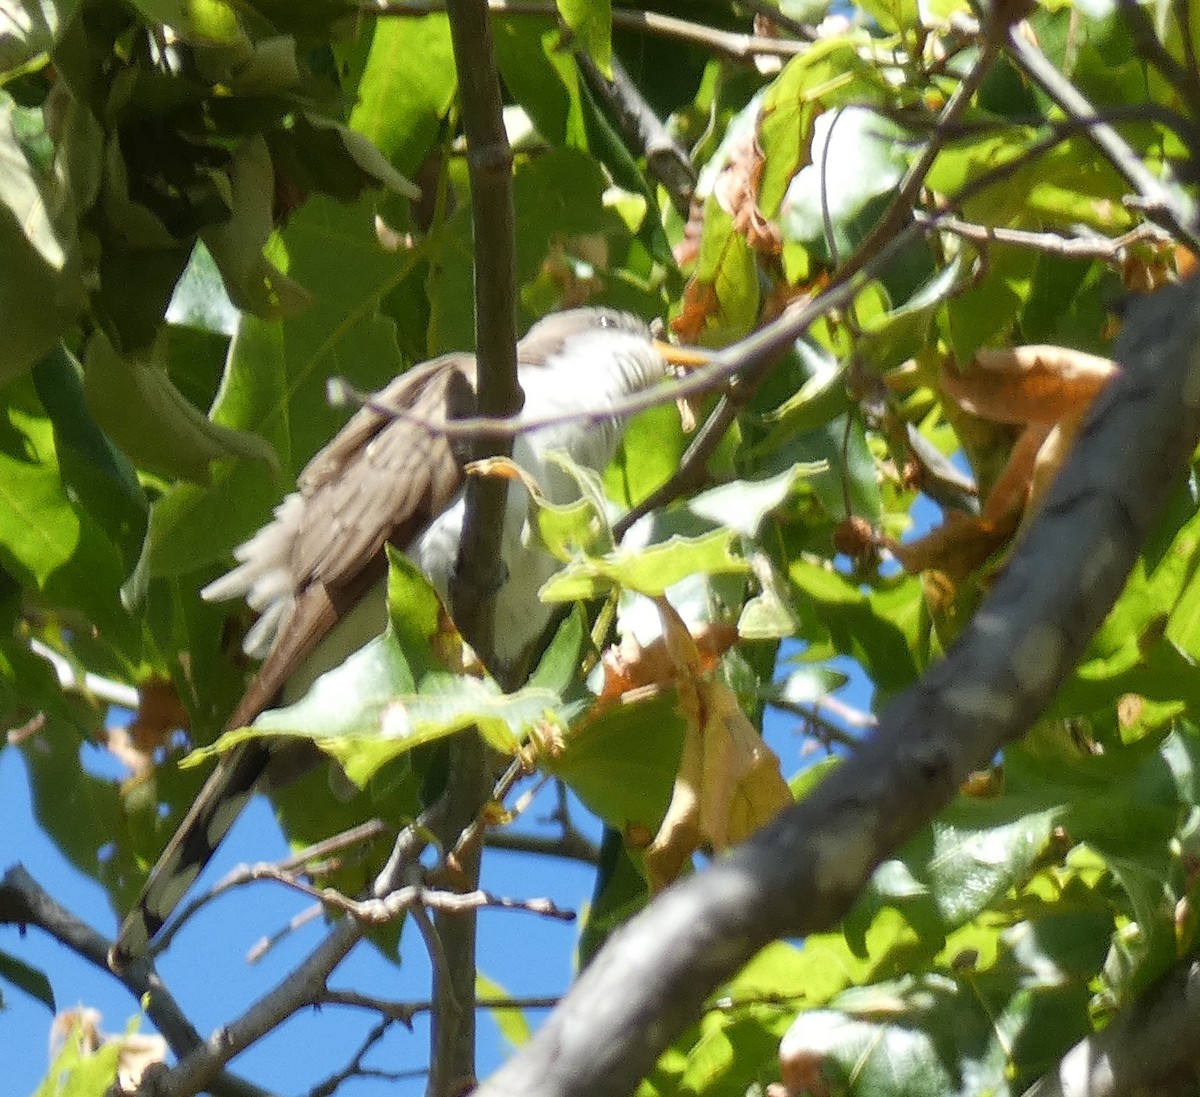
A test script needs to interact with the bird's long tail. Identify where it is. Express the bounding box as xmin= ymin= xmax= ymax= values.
xmin=108 ymin=742 xmax=272 ymax=969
